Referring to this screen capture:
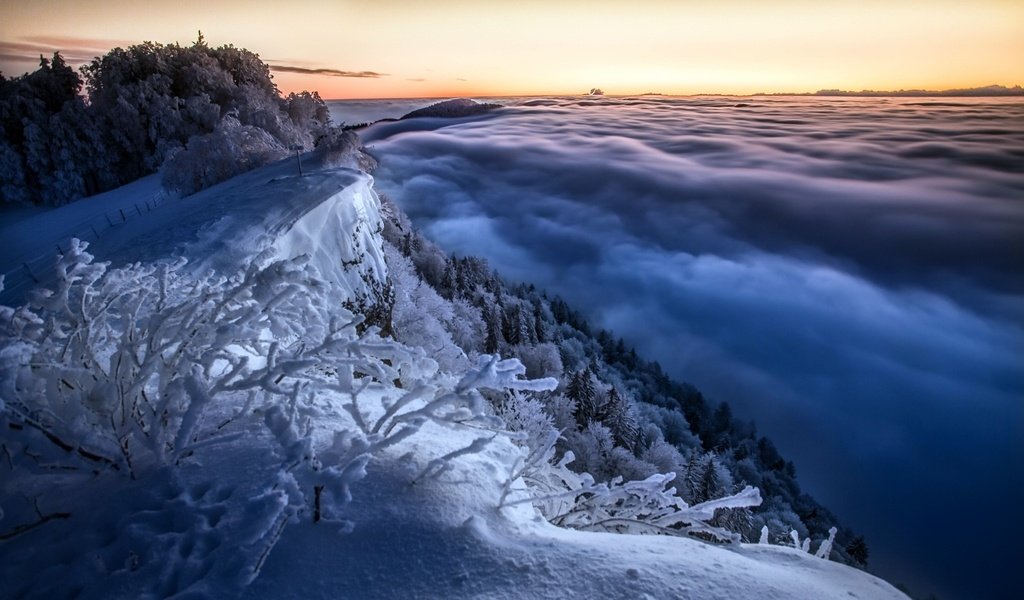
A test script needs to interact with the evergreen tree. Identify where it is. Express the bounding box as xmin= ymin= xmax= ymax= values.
xmin=533 ymin=302 xmax=547 ymax=343
xmin=501 ymin=304 xmax=517 ymax=344
xmin=440 ymin=259 xmax=456 ymax=295
xmin=484 ymin=308 xmax=502 ymax=354
xmin=846 ymin=536 xmax=869 ymax=566
xmin=517 ymin=303 xmax=535 ymax=345
xmin=598 ymin=388 xmax=639 ymax=450
xmin=697 ymin=457 xmax=721 ymax=503
xmin=684 ymin=451 xmax=707 ymax=503
xmin=0 ymin=52 xmax=109 ymax=205
xmin=705 ymin=402 xmax=734 ymax=451
xmin=684 ymin=451 xmax=726 ymax=504
xmin=566 ymin=369 xmax=597 ymax=427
